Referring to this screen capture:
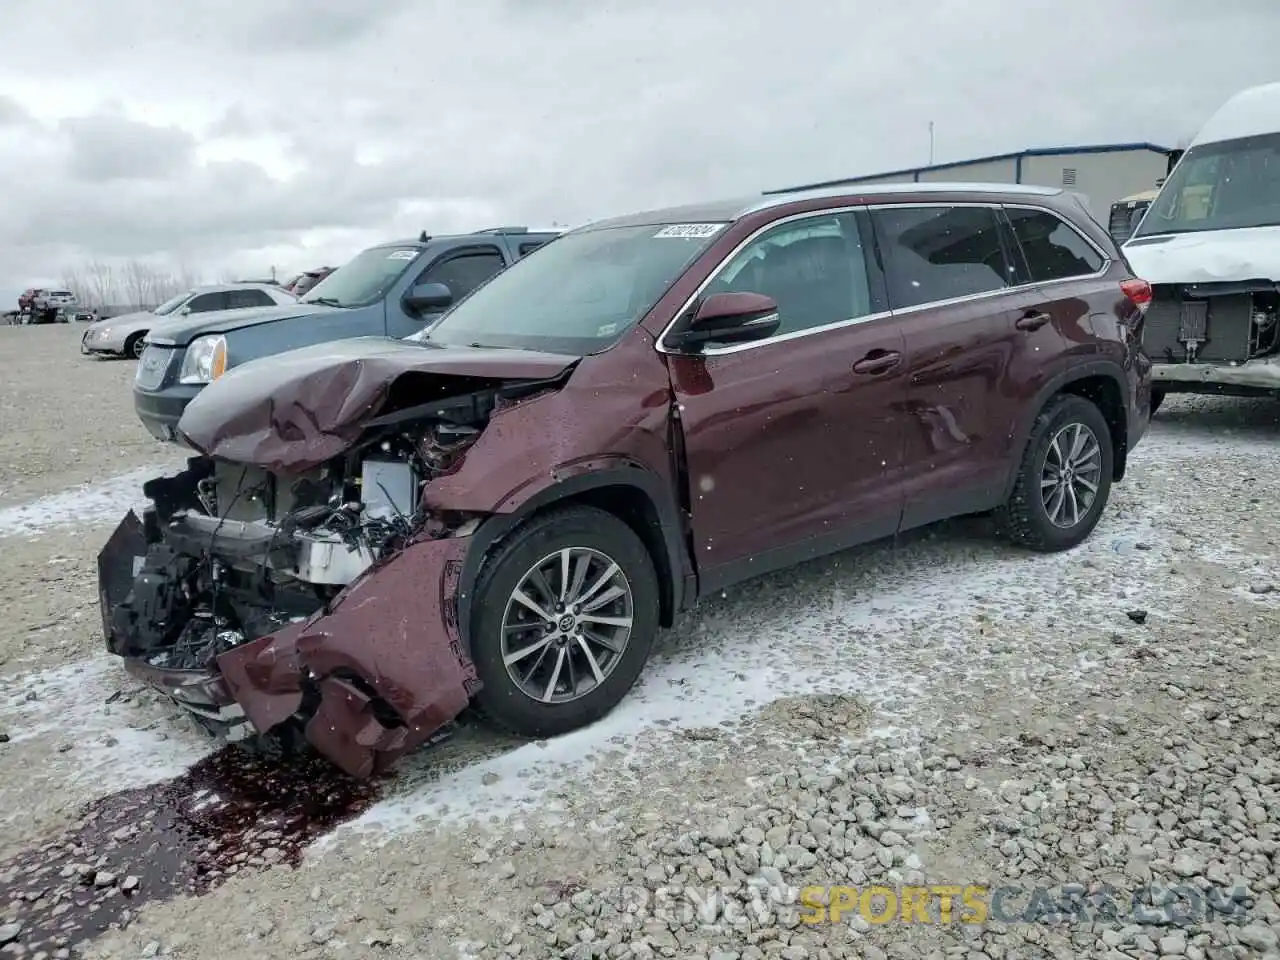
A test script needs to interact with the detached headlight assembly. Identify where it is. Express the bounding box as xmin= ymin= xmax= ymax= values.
xmin=179 ymin=335 xmax=228 ymax=384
